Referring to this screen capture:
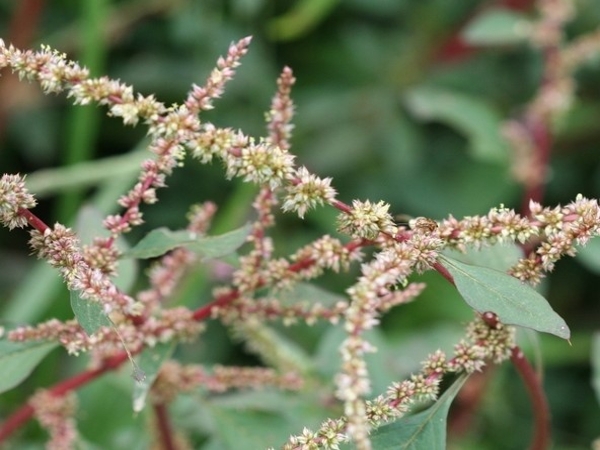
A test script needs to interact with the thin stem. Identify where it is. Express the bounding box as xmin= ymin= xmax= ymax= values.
xmin=192 ymin=289 xmax=240 ymax=321
xmin=510 ymin=346 xmax=551 ymax=450
xmin=432 ymin=260 xmax=455 ymax=285
xmin=153 ymin=403 xmax=177 ymax=450
xmin=521 ymin=117 xmax=551 ymax=216
xmin=331 ymin=199 xmax=352 ymax=214
xmin=0 ymin=353 xmax=127 ymax=442
xmin=17 ymin=208 xmax=49 ymax=234
xmin=192 ymin=238 xmax=367 ymax=321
